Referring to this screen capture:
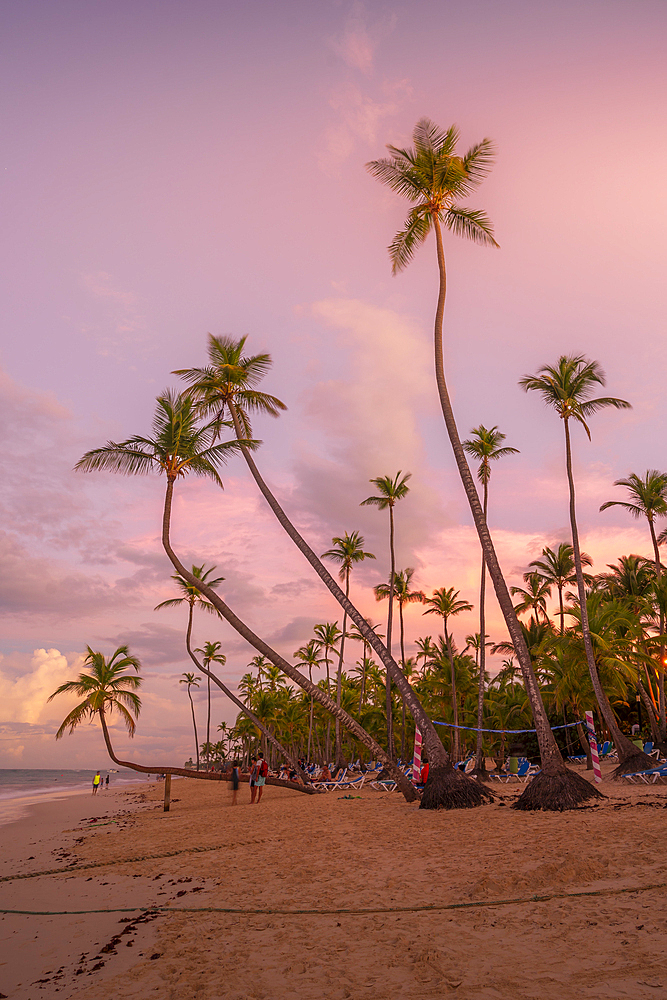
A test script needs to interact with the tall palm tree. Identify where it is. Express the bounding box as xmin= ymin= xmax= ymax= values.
xmin=180 ymin=672 xmax=201 ymax=768
xmin=294 ymin=639 xmax=325 ymax=761
xmin=529 ymin=543 xmax=593 ymax=634
xmin=194 ymin=640 xmax=227 ymax=768
xmin=322 ymin=530 xmax=375 ymax=764
xmin=520 ymin=354 xmax=648 ymax=772
xmin=175 ymin=337 xmax=469 ymax=807
xmin=76 ymin=392 xmax=418 ymax=799
xmin=367 ymin=118 xmax=583 ymax=809
xmin=347 ymin=619 xmax=385 ymax=708
xmin=375 ymin=568 xmax=424 ymax=758
xmin=312 ymin=621 xmax=343 ymax=761
xmin=600 ymin=469 xmax=667 ymax=740
xmin=462 ymin=424 xmax=519 ymax=773
xmin=421 ymin=587 xmax=473 ymax=760
xmin=361 ymin=472 xmax=411 ymax=758
xmin=510 ymin=572 xmax=553 ymax=624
